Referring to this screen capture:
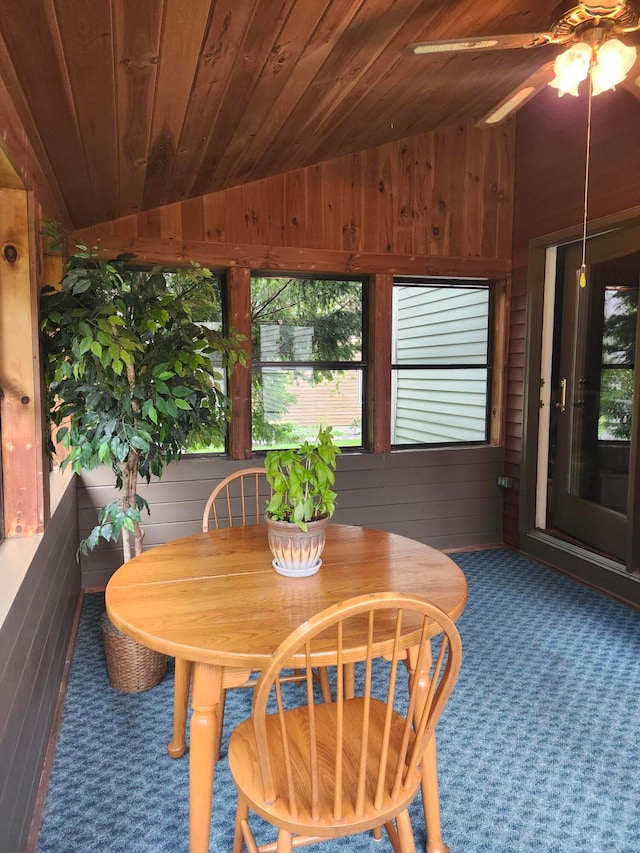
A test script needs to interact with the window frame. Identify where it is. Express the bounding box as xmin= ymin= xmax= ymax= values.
xmin=390 ymin=276 xmax=495 ymax=449
xmin=249 ymin=271 xmax=368 ymax=453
